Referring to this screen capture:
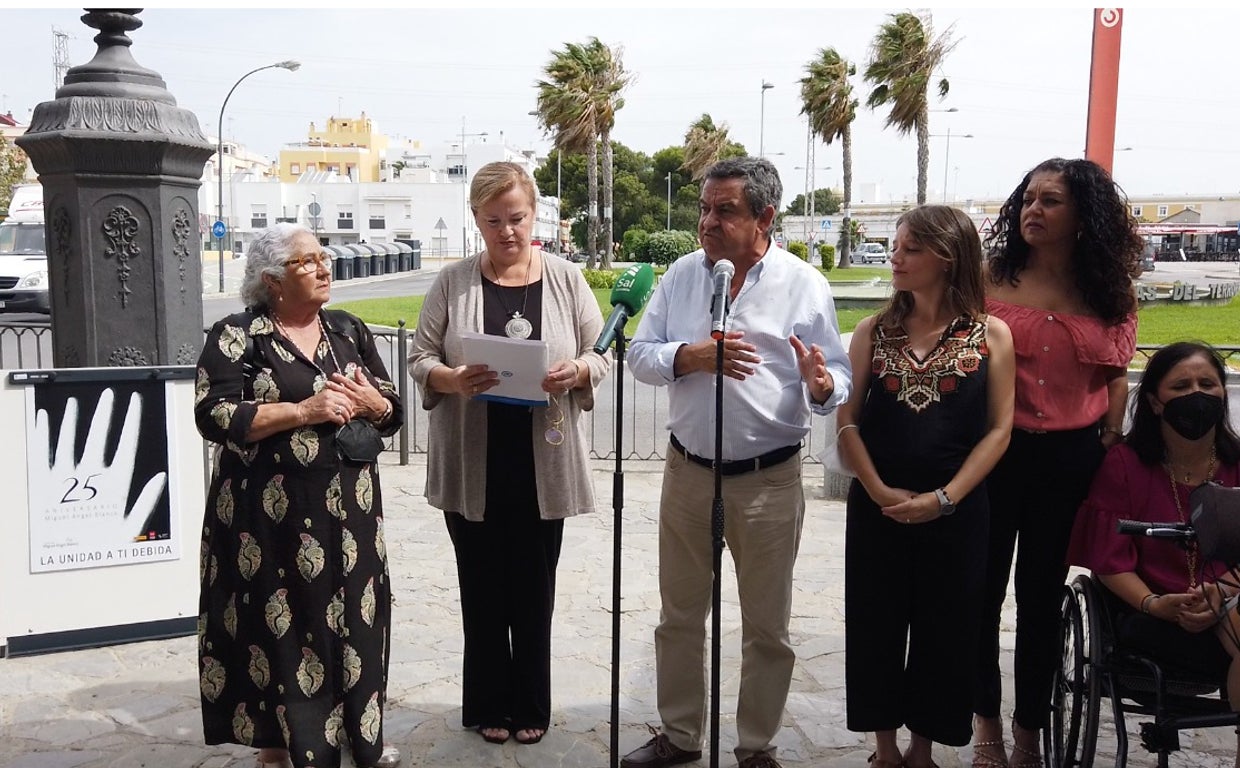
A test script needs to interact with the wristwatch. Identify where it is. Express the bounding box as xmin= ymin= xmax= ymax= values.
xmin=934 ymin=487 xmax=956 ymax=516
